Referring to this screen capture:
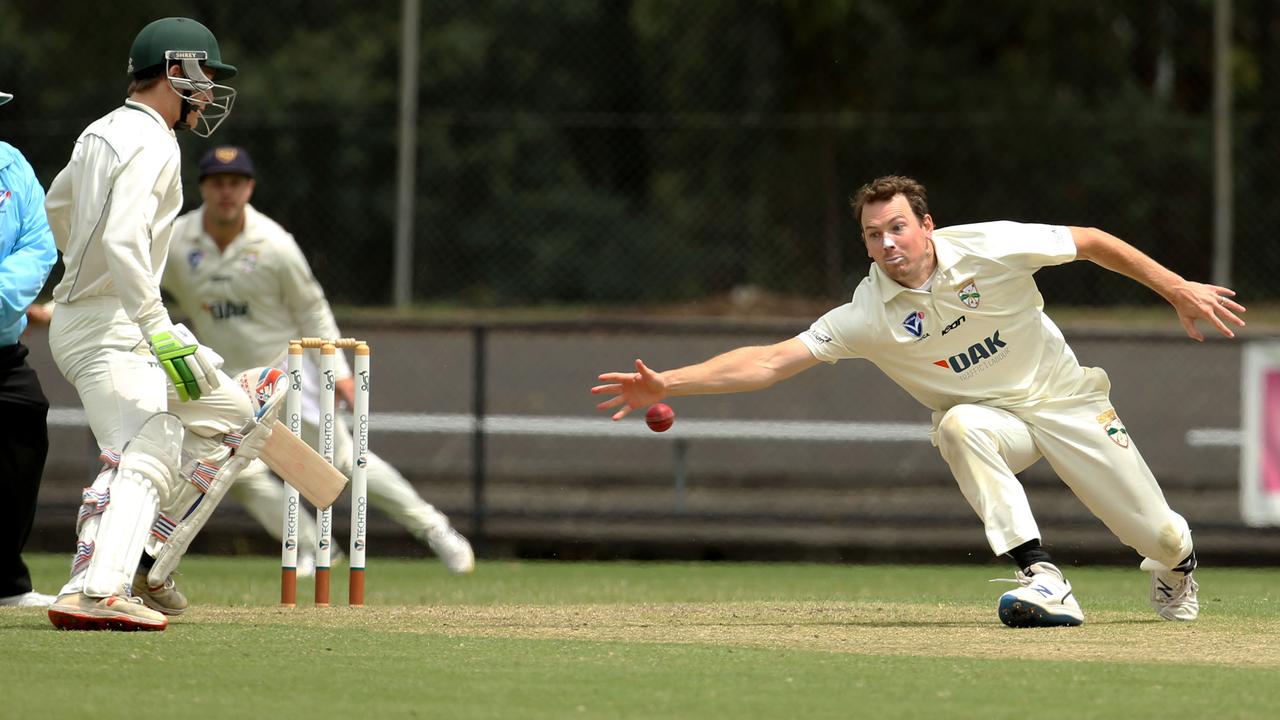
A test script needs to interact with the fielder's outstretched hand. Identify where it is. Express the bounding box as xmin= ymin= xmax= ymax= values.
xmin=1168 ymin=281 xmax=1246 ymax=341
xmin=592 ymin=359 xmax=666 ymax=420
